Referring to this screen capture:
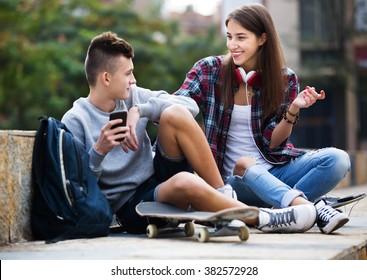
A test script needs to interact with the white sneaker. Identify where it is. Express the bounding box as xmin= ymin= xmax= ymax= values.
xmin=315 ymin=199 xmax=349 ymax=234
xmin=217 ymin=184 xmax=238 ymax=200
xmin=257 ymin=204 xmax=317 ymax=233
